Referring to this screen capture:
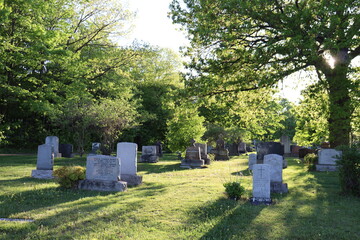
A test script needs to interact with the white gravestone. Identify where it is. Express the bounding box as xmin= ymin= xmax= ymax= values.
xmin=45 ymin=136 xmax=60 ymax=157
xmin=264 ymin=154 xmax=288 ymax=193
xmin=31 ymin=144 xmax=54 ymax=179
xmin=117 ymin=142 xmax=142 ymax=186
xmin=78 ymin=155 xmax=127 ymax=191
xmin=252 ymin=164 xmax=271 ymax=200
xmin=280 ymin=135 xmax=291 ymax=154
xmin=316 ymin=149 xmax=342 ymax=171
xmin=248 ymin=154 xmax=257 ymax=170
